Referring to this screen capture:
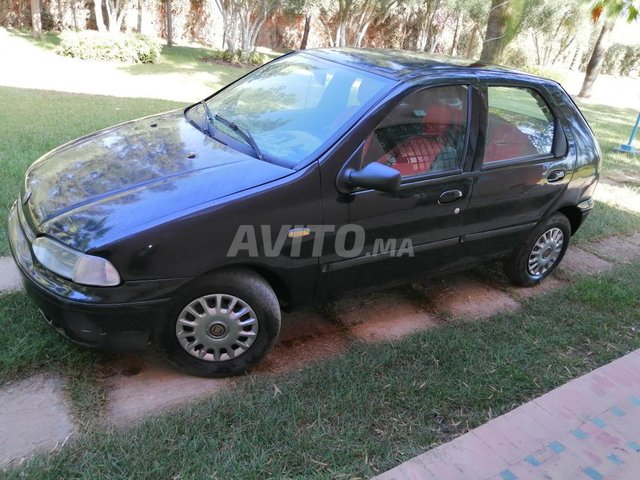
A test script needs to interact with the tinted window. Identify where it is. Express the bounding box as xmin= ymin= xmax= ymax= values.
xmin=484 ymin=86 xmax=555 ymax=164
xmin=194 ymin=55 xmax=391 ymax=167
xmin=362 ymin=85 xmax=469 ymax=178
